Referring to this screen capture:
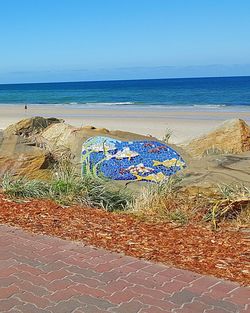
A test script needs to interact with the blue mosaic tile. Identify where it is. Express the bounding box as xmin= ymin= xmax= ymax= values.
xmin=81 ymin=136 xmax=186 ymax=183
